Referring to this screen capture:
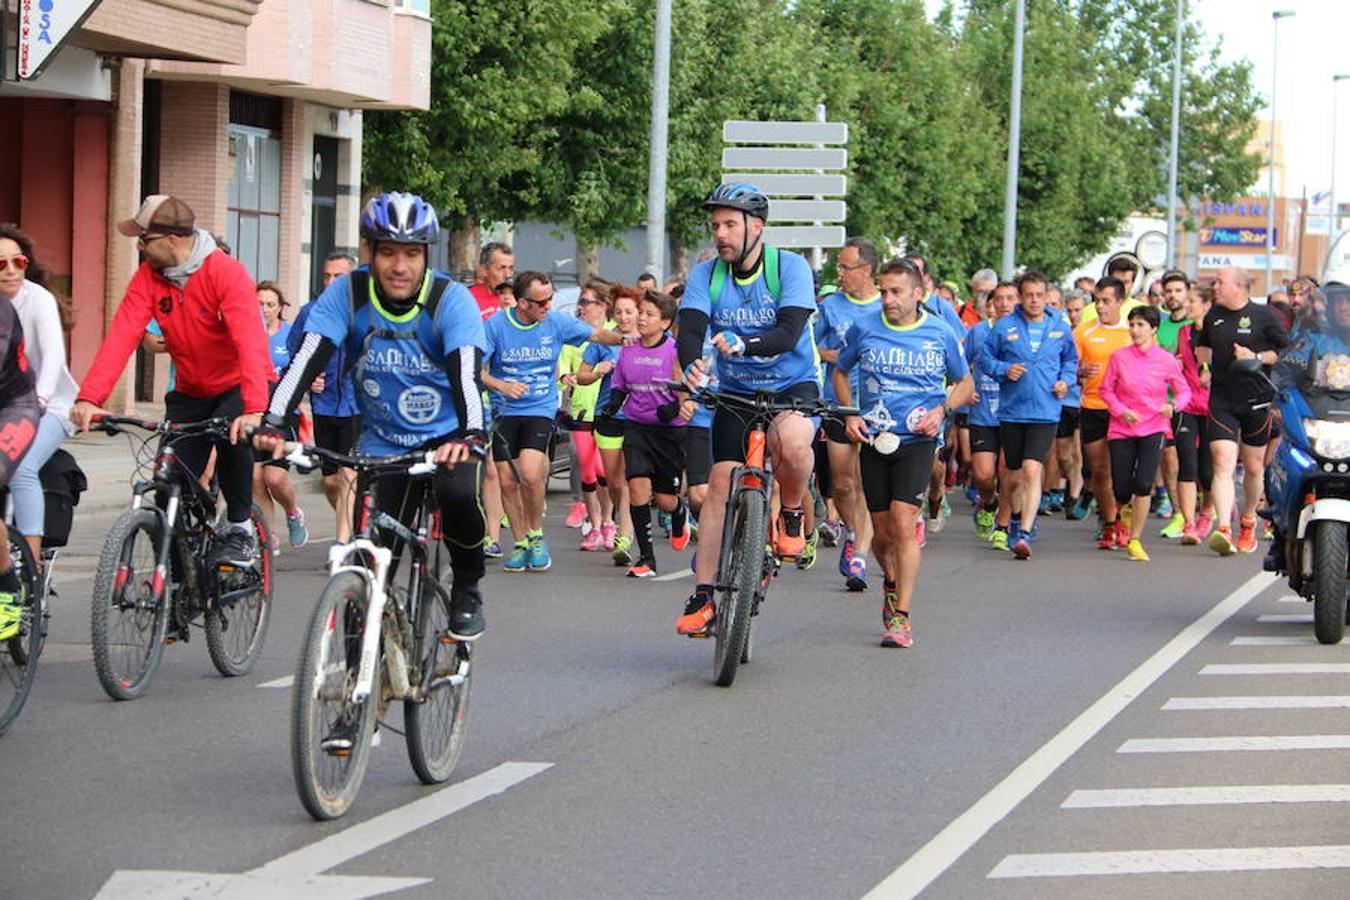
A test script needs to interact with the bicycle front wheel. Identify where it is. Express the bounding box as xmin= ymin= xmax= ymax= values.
xmin=291 ymin=571 xmax=379 ymax=820
xmin=0 ymin=531 xmax=43 ymax=735
xmin=405 ymin=581 xmax=472 ymax=784
xmin=90 ymin=509 xmax=169 ymax=701
xmin=205 ymin=505 xmax=274 ymax=676
xmin=714 ymin=490 xmax=765 ymax=687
